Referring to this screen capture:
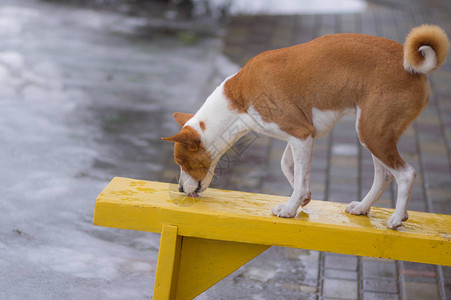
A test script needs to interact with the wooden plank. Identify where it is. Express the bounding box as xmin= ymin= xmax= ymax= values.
xmin=94 ymin=177 xmax=451 ymax=266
